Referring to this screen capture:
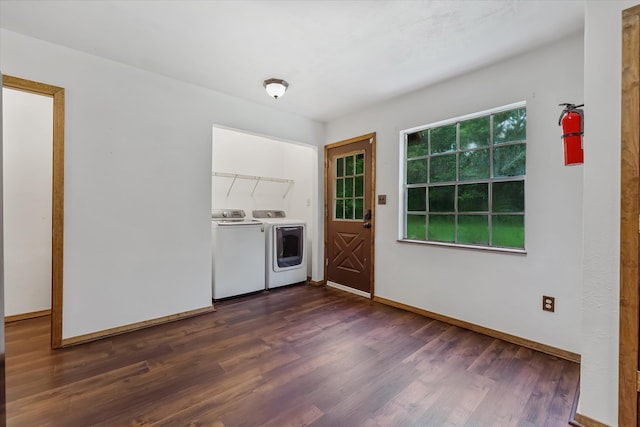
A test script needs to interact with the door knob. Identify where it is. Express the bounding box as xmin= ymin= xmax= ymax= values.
xmin=363 ymin=209 xmax=371 ymax=228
